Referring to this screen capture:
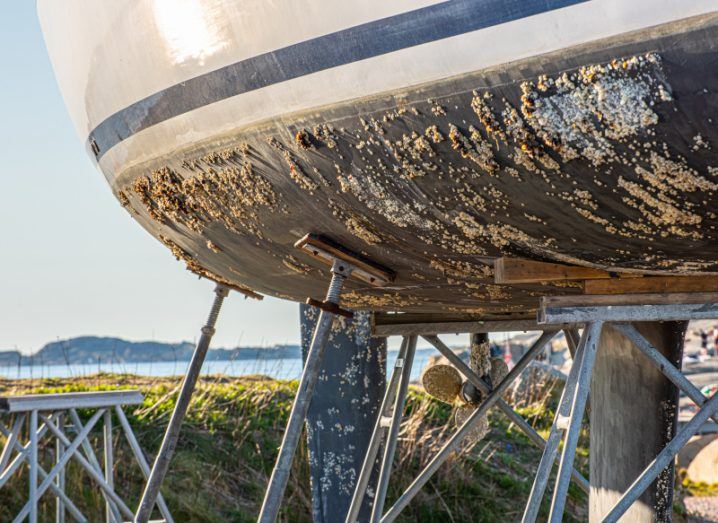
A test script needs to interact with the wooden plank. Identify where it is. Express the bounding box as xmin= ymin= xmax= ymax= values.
xmin=494 ymin=257 xmax=617 ymax=284
xmin=584 ymin=276 xmax=718 ymax=295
